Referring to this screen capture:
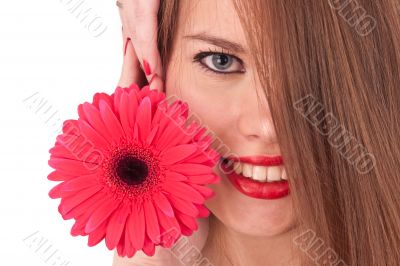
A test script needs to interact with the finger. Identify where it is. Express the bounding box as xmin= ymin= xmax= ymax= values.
xmin=121 ymin=0 xmax=164 ymax=92
xmin=118 ymin=29 xmax=147 ymax=88
xmin=134 ymin=0 xmax=163 ymax=80
xmin=117 ymin=2 xmax=144 ymax=87
xmin=149 ymin=73 xmax=164 ymax=92
xmin=134 ymin=11 xmax=164 ymax=79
